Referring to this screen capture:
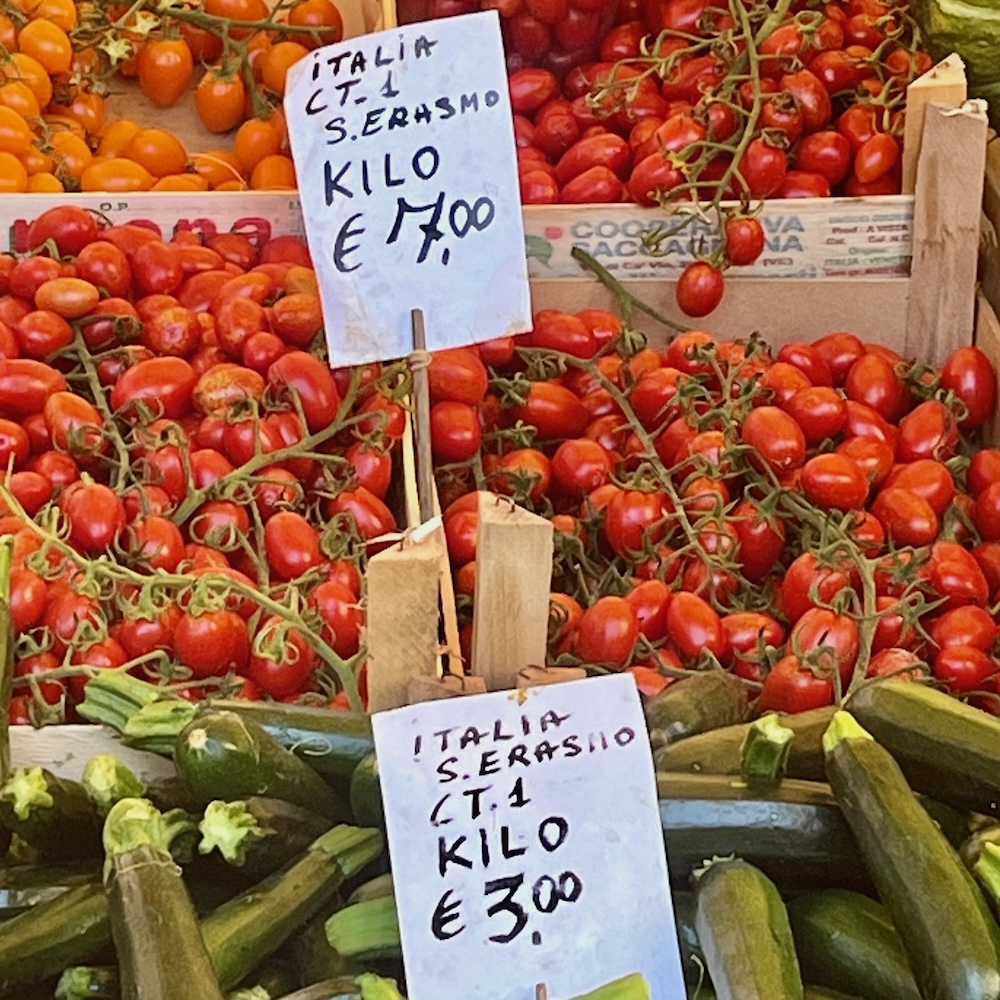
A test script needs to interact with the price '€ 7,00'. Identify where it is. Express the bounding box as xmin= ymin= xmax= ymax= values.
xmin=284 ymin=12 xmax=531 ymax=367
